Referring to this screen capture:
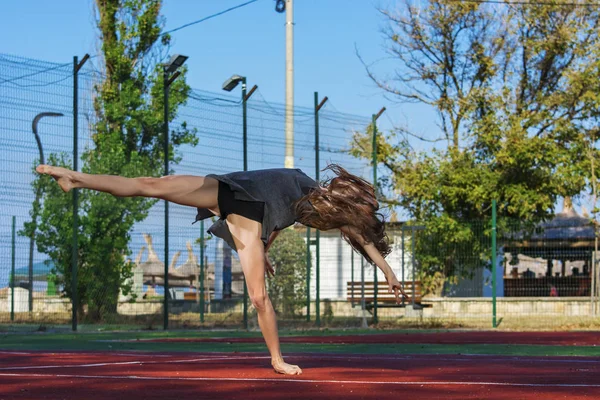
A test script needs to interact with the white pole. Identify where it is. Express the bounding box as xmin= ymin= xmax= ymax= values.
xmin=284 ymin=0 xmax=294 ymax=168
